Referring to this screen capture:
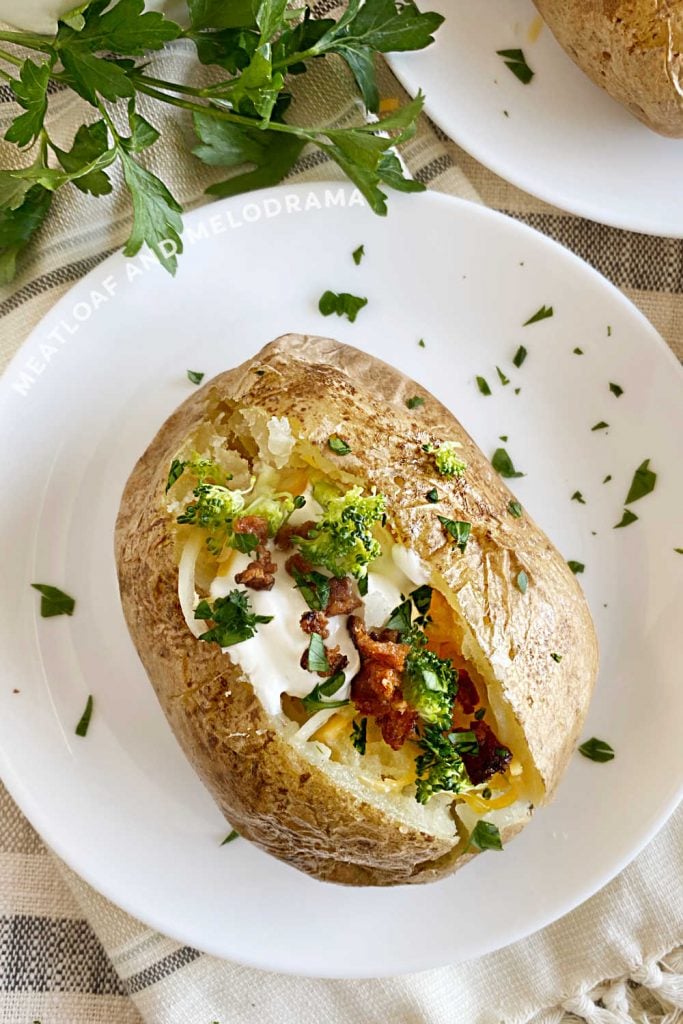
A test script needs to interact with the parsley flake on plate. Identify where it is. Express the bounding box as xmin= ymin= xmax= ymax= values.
xmin=492 ymin=447 xmax=524 ymax=478
xmin=221 ymin=829 xmax=239 ymax=845
xmin=187 ymin=369 xmax=204 ymax=385
xmin=496 ymin=366 xmax=510 ymax=386
xmin=31 ymin=583 xmax=75 ymax=617
xmin=550 ymin=652 xmax=562 ymax=663
xmin=609 ymin=382 xmax=624 ymax=398
xmin=573 ymin=347 xmax=584 ymax=355
xmin=75 ymin=695 xmax=94 ymax=738
xmin=523 ymin=304 xmax=553 ymax=326
xmin=614 ymin=508 xmax=639 ymax=529
xmin=476 ymin=375 xmax=492 ymax=396
xmin=567 ymin=560 xmax=585 ymax=574
xmin=571 ymin=491 xmax=586 ymax=504
xmin=625 ymin=459 xmax=656 ymax=505
xmin=591 ymin=421 xmax=609 ymax=432
xmin=318 ymin=290 xmax=367 ymax=323
xmin=513 ymin=345 xmax=527 ymax=368
xmin=578 ymin=737 xmax=615 ymax=763
xmin=418 ymin=338 xmax=426 ymax=348
xmin=352 ymin=245 xmax=365 ymax=265
xmin=496 ymin=48 xmax=535 ymax=85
